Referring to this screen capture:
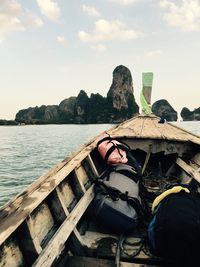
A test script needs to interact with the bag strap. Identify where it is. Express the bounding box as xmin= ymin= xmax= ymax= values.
xmin=104 ymin=143 xmax=129 ymax=164
xmin=95 ymin=179 xmax=119 ymax=194
xmin=122 ymin=193 xmax=142 ymax=215
xmin=97 ymin=136 xmax=112 ymax=148
xmin=117 ymin=140 xmax=131 ymax=150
